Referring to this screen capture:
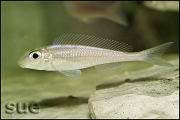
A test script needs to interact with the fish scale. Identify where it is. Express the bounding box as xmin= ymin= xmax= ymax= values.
xmin=18 ymin=34 xmax=174 ymax=78
xmin=48 ymin=45 xmax=150 ymax=70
